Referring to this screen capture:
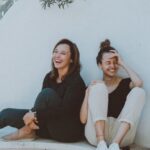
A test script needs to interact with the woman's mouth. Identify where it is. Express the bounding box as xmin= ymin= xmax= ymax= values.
xmin=55 ymin=59 xmax=62 ymax=64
